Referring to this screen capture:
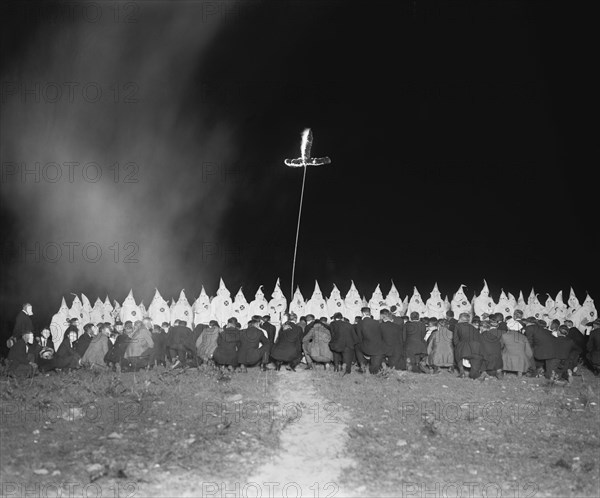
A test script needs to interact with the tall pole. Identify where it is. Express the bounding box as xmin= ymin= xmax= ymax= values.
xmin=290 ymin=165 xmax=308 ymax=300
